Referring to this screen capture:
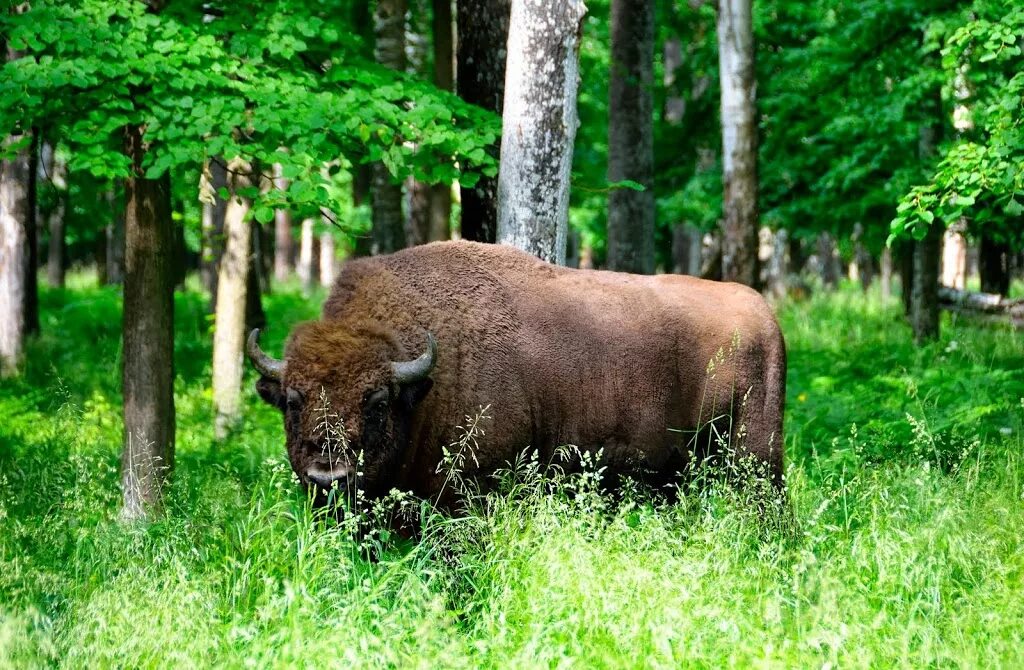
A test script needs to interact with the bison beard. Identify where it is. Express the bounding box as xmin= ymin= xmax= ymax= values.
xmin=250 ymin=241 xmax=786 ymax=514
